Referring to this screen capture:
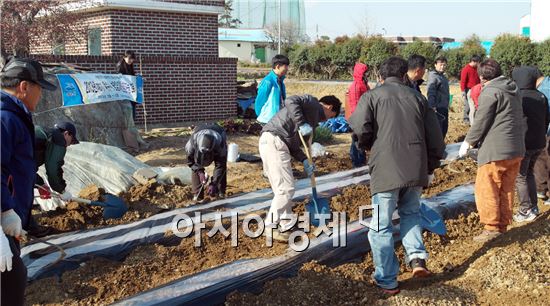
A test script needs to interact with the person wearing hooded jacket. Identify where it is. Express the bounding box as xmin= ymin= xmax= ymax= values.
xmin=459 ymin=59 xmax=525 ymax=242
xmin=347 ymin=62 xmax=370 ymax=167
xmin=511 ymin=66 xmax=549 ymax=222
xmin=185 ymin=124 xmax=227 ymax=203
xmin=260 ymin=94 xmax=341 ymax=242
